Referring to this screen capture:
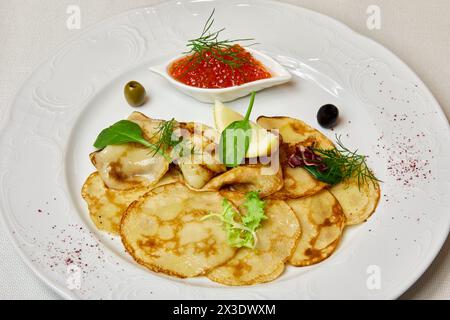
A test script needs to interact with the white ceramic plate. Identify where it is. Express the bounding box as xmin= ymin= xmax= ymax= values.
xmin=1 ymin=0 xmax=449 ymax=300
